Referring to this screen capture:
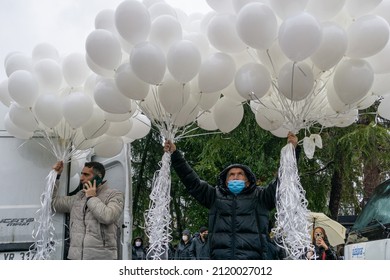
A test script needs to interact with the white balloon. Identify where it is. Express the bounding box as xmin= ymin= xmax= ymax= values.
xmin=34 ymin=58 xmax=63 ymax=92
xmin=197 ymin=110 xmax=218 ymax=131
xmin=33 ymin=94 xmax=63 ymax=128
xmin=130 ymin=41 xmax=166 ymax=85
xmin=191 ymin=91 xmax=221 ymax=111
xmin=72 ymin=129 xmax=97 ymax=150
xmin=125 ymin=113 xmax=151 ymax=140
xmin=255 ymin=107 xmax=285 ymax=131
xmin=148 ymin=2 xmax=177 ymax=20
xmin=234 ymin=62 xmax=271 ymax=100
xmin=62 ymin=92 xmax=94 ymax=128
xmin=232 ymin=0 xmax=268 ymax=13
xmin=310 ymin=22 xmax=348 ymax=71
xmin=278 ymin=61 xmax=314 ymax=101
xmin=345 ymin=0 xmax=382 ymax=18
xmin=378 ymin=95 xmax=390 ymax=120
xmin=94 ymin=79 xmax=132 ymax=114
xmin=333 ymin=59 xmax=374 ymax=105
xmin=158 ymin=74 xmax=190 ymax=114
xmin=94 ymin=136 xmax=124 ymax=158
xmin=8 ymin=70 xmax=39 ymax=108
xmin=257 ymin=41 xmax=289 ymax=77
xmin=81 ymin=107 xmax=110 ymax=139
xmin=115 ymin=63 xmax=150 ymax=100
xmin=183 ymin=32 xmax=210 ymax=59
xmin=149 ymin=15 xmax=182 ymax=52
xmin=366 ymin=40 xmax=390 ymax=74
xmin=105 ymin=111 xmax=135 ymax=122
xmin=306 ymin=0 xmax=346 ymax=20
xmin=213 ymin=96 xmax=244 ymax=133
xmin=278 ymin=12 xmax=322 ymax=61
xmin=9 ymin=103 xmax=38 ymax=132
xmin=271 ymin=126 xmax=290 ymax=138
xmin=372 ymin=0 xmax=390 ymax=25
xmin=0 ymin=79 xmax=12 ymax=107
xmin=207 ymin=13 xmax=246 ymax=53
xmin=167 ymin=40 xmax=202 ymax=83
xmin=206 ymin=0 xmax=234 ymax=13
xmin=62 ymin=53 xmax=90 ymax=87
xmin=106 ymin=119 xmax=133 ymax=136
xmin=85 ymin=29 xmax=122 ymax=70
xmin=346 ymin=15 xmax=390 ymax=58
xmin=172 ymin=96 xmax=200 ymax=127
xmin=371 ymin=73 xmax=390 ymax=96
xmin=4 ymin=112 xmax=33 ymax=139
xmin=95 ymin=9 xmax=116 ymax=33
xmin=236 ymin=3 xmax=277 ymax=50
xmin=222 ymin=82 xmax=246 ymax=103
xmin=4 ymin=53 xmax=33 ymax=77
xmin=115 ymin=0 xmax=151 ymax=44
xmin=269 ymin=0 xmax=309 ymax=19
xmin=85 ymin=54 xmax=115 ymax=78
xmin=32 ymin=42 xmax=59 ymax=62
xmin=198 ymin=52 xmax=236 ymax=93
